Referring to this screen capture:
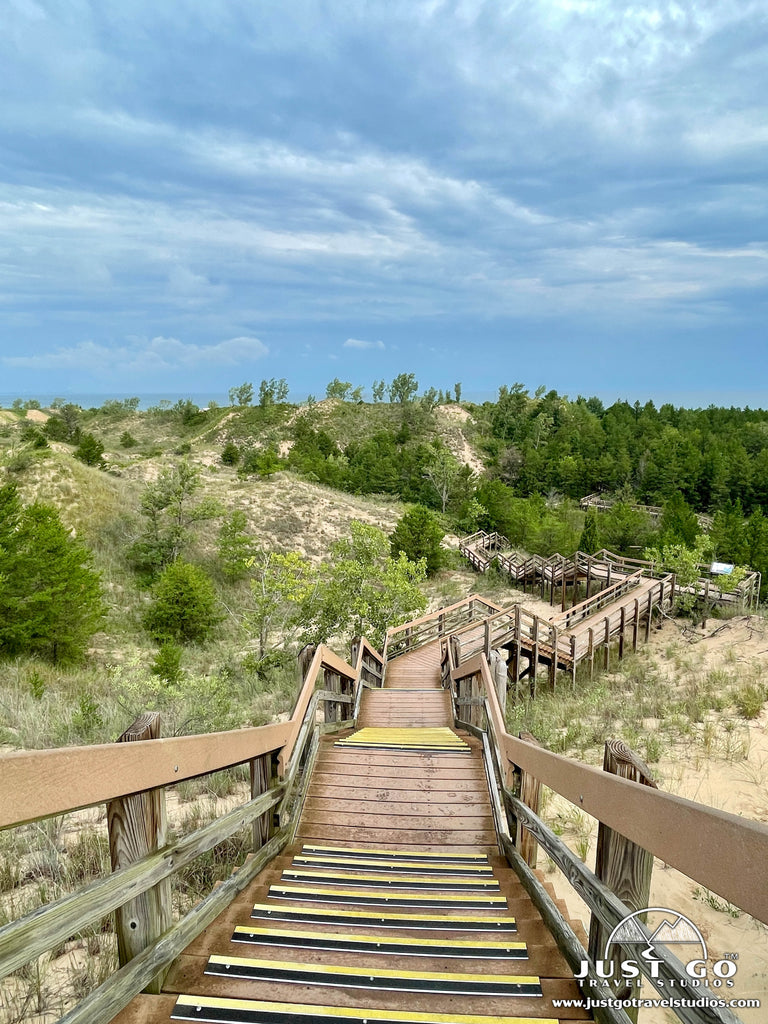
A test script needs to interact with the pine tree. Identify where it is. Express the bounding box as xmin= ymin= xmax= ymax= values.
xmin=390 ymin=506 xmax=444 ymax=575
xmin=0 ymin=489 xmax=104 ymax=663
xmin=578 ymin=509 xmax=600 ymax=554
xmin=144 ymin=561 xmax=220 ymax=643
